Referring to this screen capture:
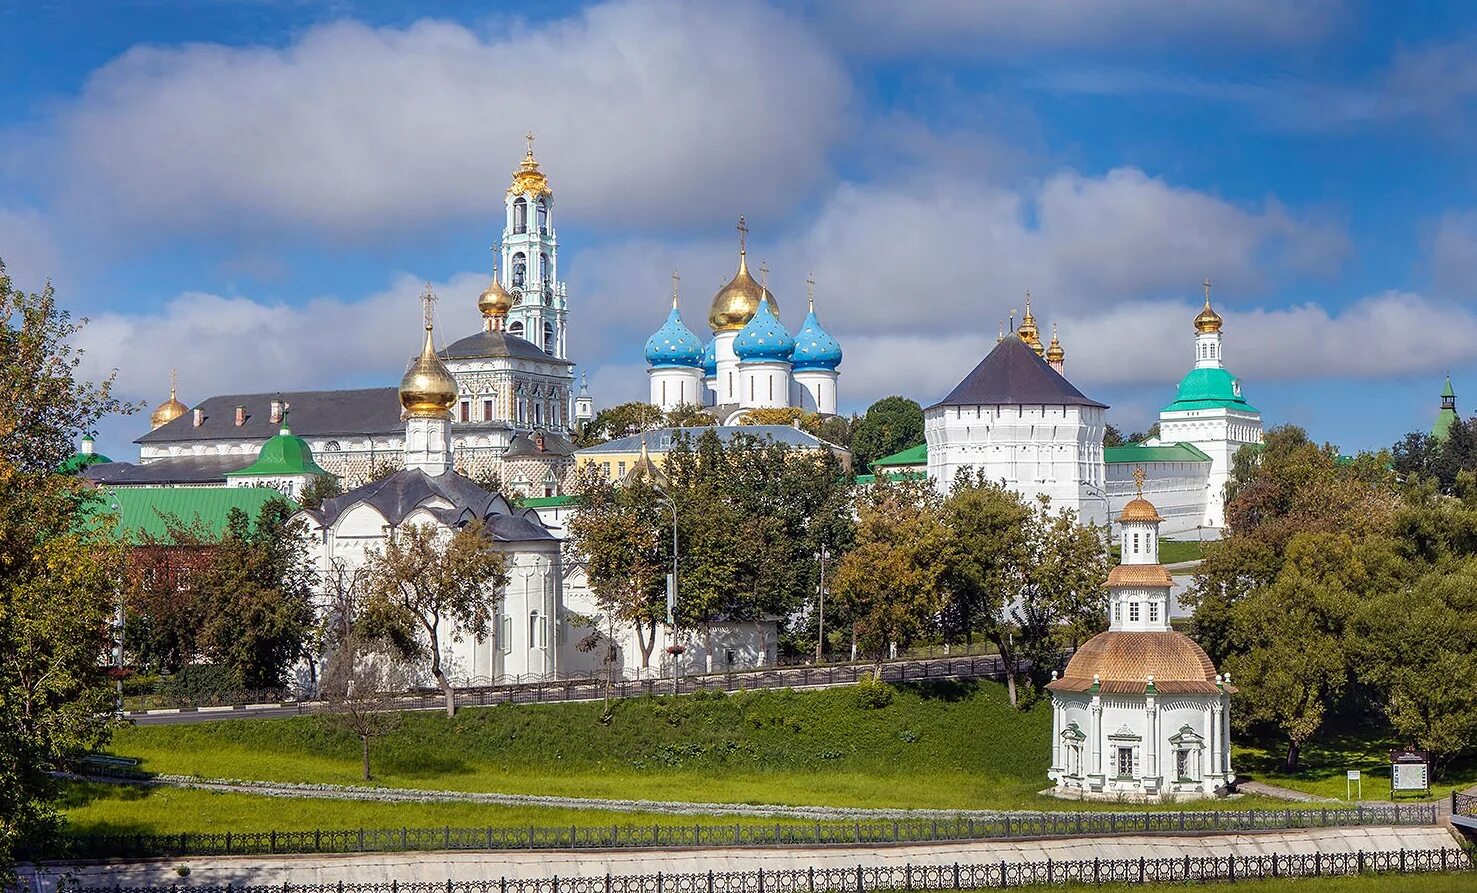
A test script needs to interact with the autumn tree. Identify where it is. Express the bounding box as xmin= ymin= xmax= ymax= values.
xmin=739 ymin=407 xmax=804 ymax=426
xmin=577 ymin=401 xmax=665 ymax=447
xmin=0 ymin=261 xmax=134 ymax=876
xmin=359 ymin=521 xmax=509 ymax=716
xmin=664 ymin=403 xmax=717 ymax=428
xmin=830 ymin=479 xmax=951 ymax=671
